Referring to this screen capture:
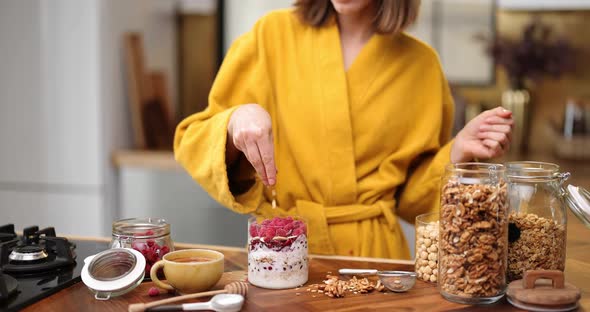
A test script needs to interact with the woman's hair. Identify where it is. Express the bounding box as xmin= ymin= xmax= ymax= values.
xmin=294 ymin=0 xmax=421 ymax=34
